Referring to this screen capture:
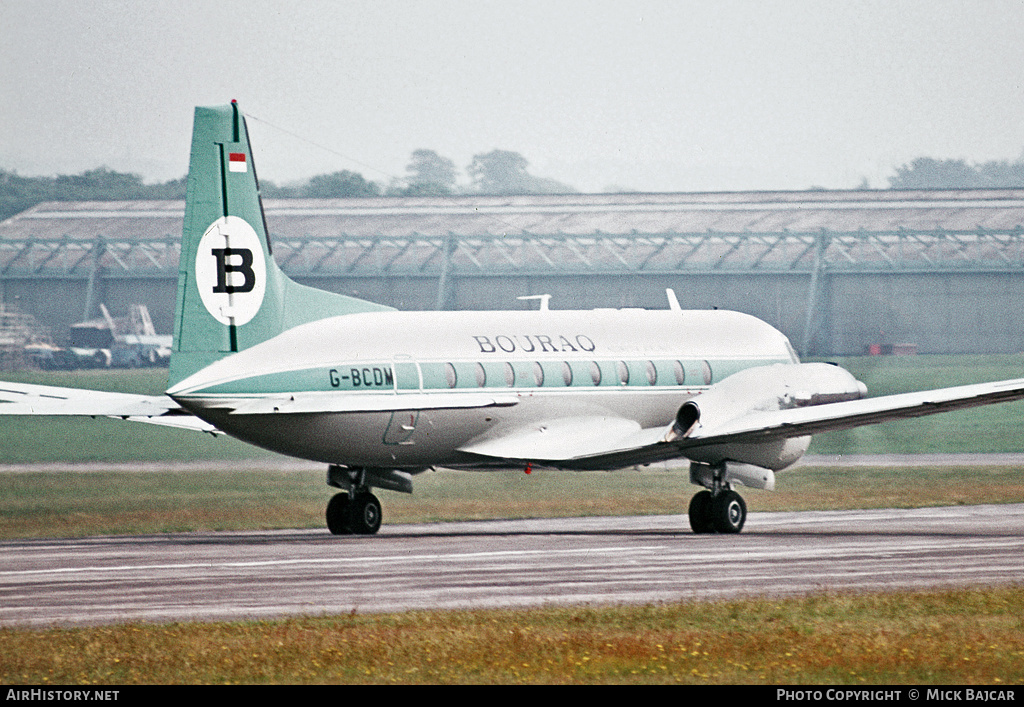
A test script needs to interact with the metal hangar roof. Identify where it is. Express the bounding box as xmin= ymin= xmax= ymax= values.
xmin=3 ymin=189 xmax=1024 ymax=278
